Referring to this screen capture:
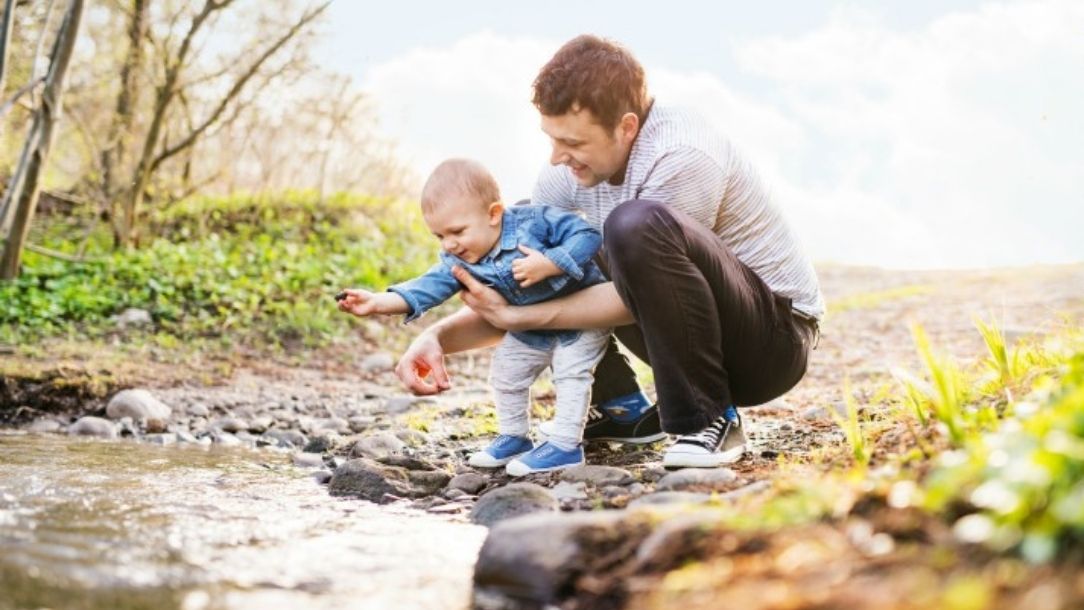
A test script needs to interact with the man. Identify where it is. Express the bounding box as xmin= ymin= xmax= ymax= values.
xmin=394 ymin=35 xmax=824 ymax=468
